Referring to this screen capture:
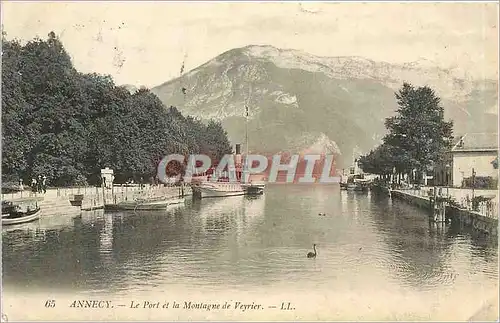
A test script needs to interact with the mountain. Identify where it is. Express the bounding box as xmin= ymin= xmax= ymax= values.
xmin=151 ymin=45 xmax=498 ymax=167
